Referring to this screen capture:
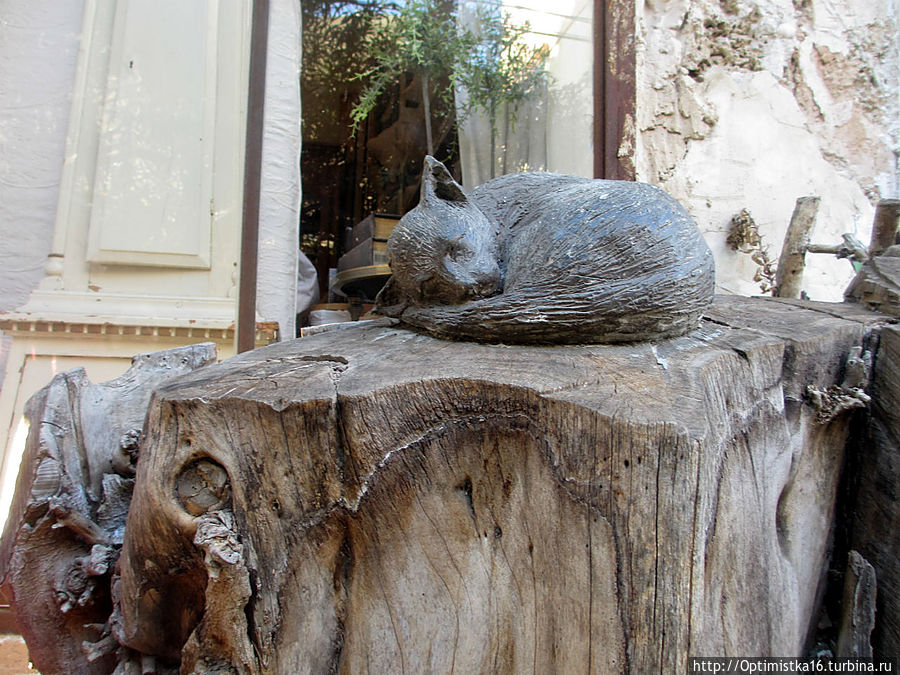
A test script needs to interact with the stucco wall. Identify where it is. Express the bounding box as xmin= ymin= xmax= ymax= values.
xmin=635 ymin=0 xmax=899 ymax=300
xmin=0 ymin=0 xmax=84 ymax=312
